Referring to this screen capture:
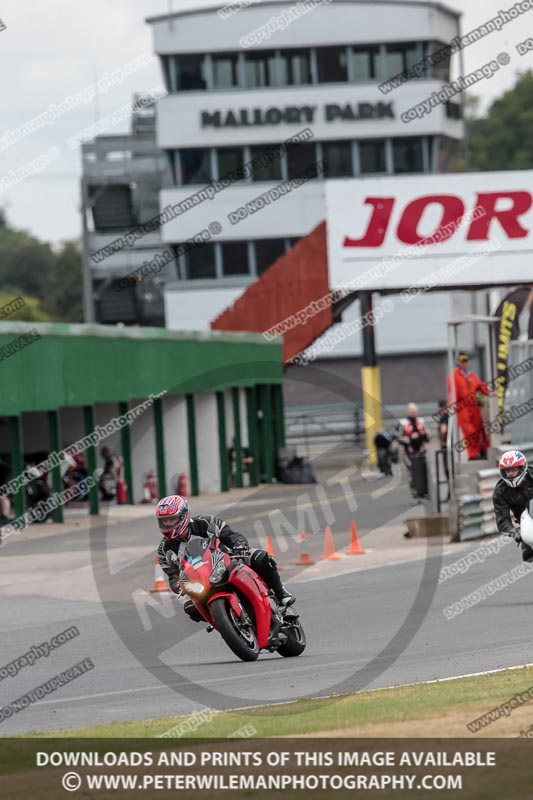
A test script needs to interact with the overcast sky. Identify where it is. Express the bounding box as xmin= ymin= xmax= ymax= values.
xmin=1 ymin=0 xmax=530 ymax=244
